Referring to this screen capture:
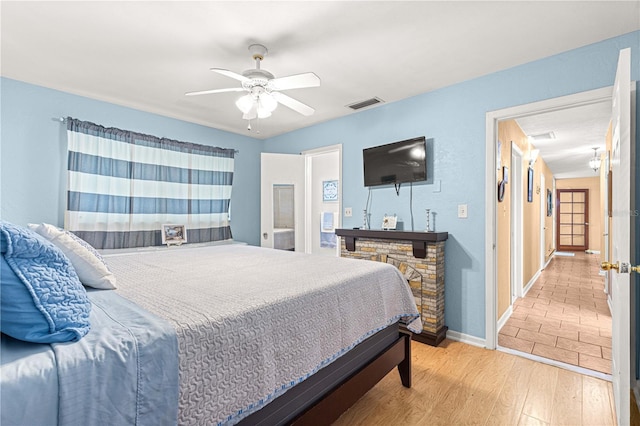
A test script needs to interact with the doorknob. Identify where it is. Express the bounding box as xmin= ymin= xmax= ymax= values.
xmin=602 ymin=261 xmax=640 ymax=273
